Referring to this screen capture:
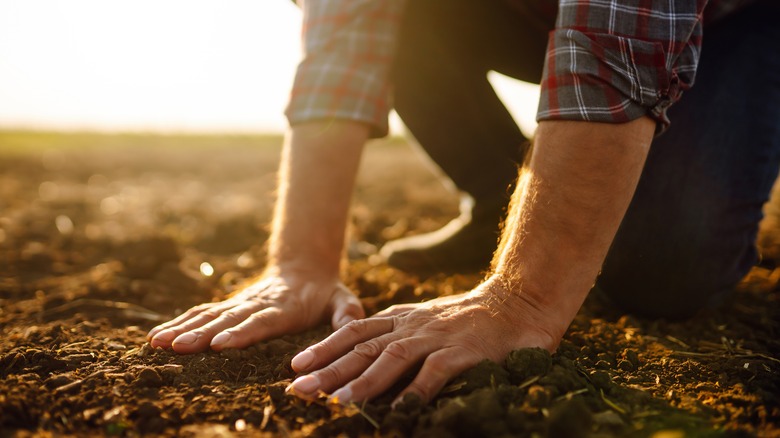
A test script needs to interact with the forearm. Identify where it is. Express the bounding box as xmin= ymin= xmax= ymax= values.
xmin=269 ymin=121 xmax=369 ymax=274
xmin=492 ymin=118 xmax=655 ymax=340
